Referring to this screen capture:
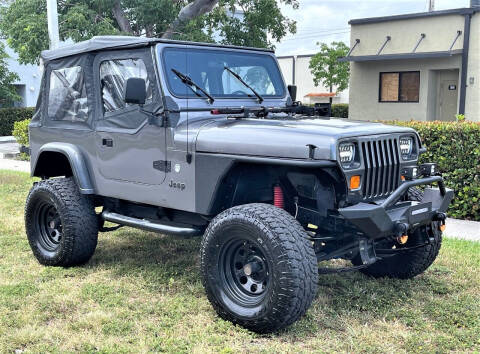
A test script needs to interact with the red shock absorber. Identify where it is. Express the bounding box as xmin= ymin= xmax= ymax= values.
xmin=273 ymin=184 xmax=285 ymax=209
